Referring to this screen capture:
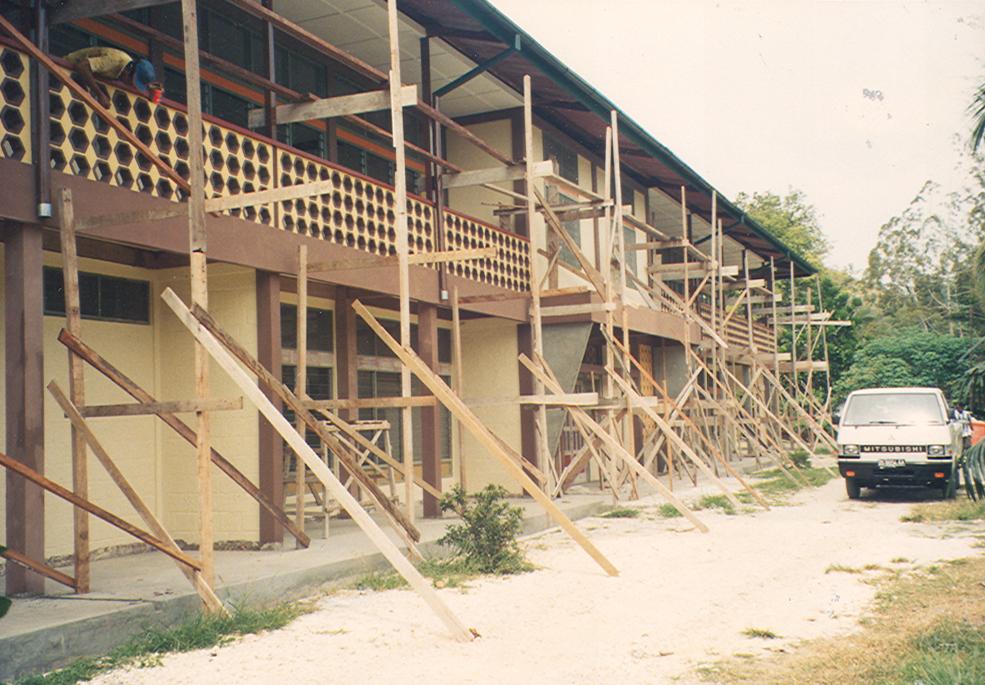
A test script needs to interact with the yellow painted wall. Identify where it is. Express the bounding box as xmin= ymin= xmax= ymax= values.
xmin=459 ymin=317 xmax=522 ymax=494
xmin=445 ymin=119 xmax=513 ymax=227
xmin=154 ymin=264 xmax=259 ymax=544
